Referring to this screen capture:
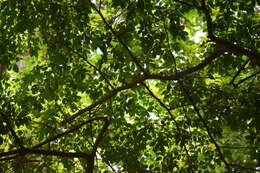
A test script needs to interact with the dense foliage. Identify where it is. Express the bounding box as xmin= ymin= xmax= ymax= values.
xmin=0 ymin=0 xmax=260 ymax=172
